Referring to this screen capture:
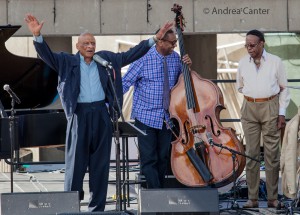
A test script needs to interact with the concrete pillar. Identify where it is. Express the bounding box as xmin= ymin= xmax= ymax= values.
xmin=43 ymin=36 xmax=72 ymax=53
xmin=183 ymin=34 xmax=217 ymax=79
